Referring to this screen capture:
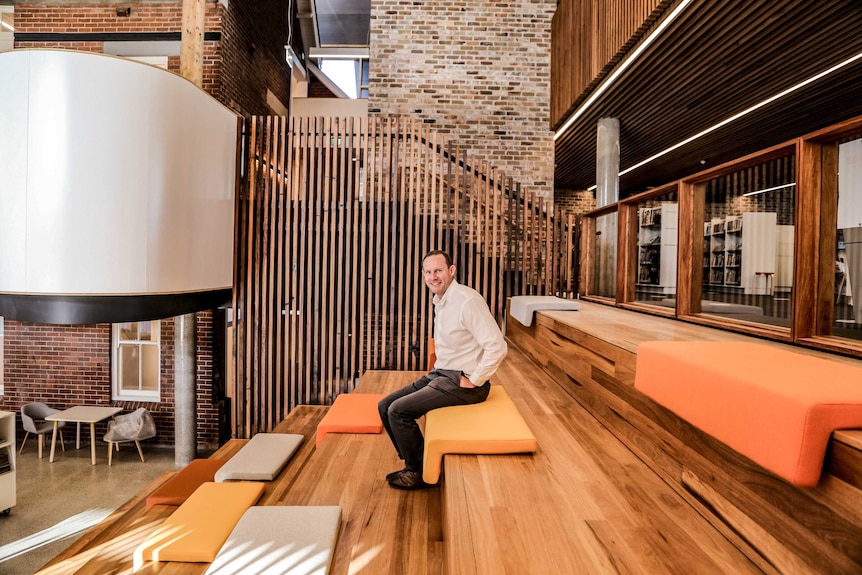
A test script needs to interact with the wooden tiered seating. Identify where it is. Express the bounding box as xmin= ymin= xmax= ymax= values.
xmin=37 ymin=406 xmax=328 ymax=575
xmin=507 ymin=300 xmax=862 ymax=574
xmin=40 ymin=338 xmax=773 ymax=575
